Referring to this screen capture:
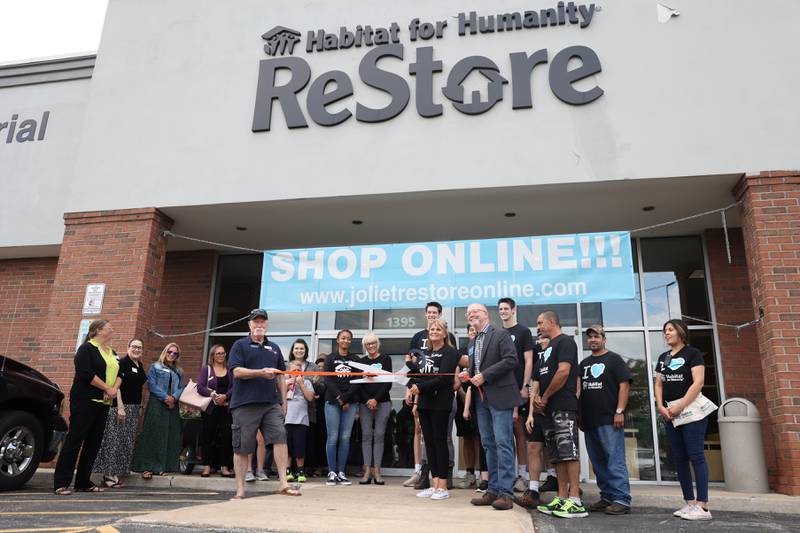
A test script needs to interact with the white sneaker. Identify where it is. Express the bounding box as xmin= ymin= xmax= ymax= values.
xmin=416 ymin=487 xmax=435 ymax=498
xmin=672 ymin=503 xmax=693 ymax=517
xmin=326 ymin=472 xmax=338 ymax=486
xmin=456 ymin=472 xmax=476 ymax=489
xmin=513 ymin=475 xmax=528 ymax=493
xmin=681 ymin=505 xmax=712 ymax=521
xmin=244 ymin=471 xmax=255 ymax=482
xmin=430 ymin=489 xmax=450 ymax=500
xmin=255 ymin=470 xmax=269 ymax=481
